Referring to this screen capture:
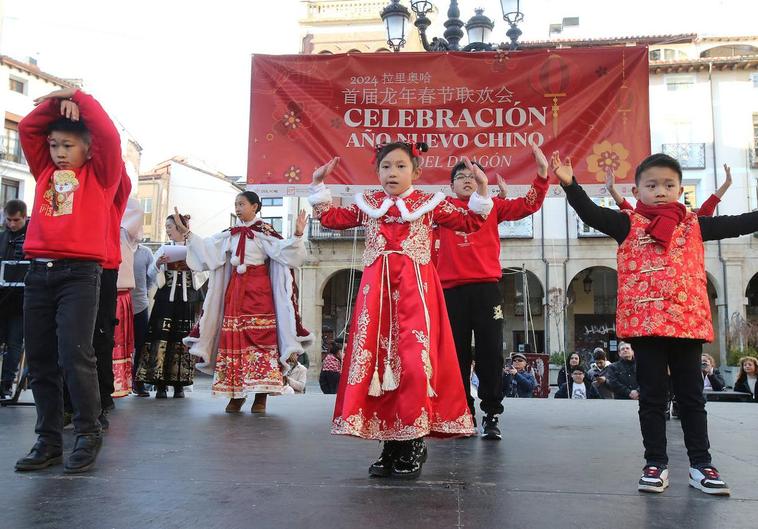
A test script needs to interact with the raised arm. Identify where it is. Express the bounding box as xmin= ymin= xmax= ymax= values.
xmin=71 ymin=90 xmax=123 ymax=188
xmin=605 ymin=169 xmax=630 ymax=209
xmin=699 ymin=211 xmax=758 ymax=241
xmin=308 ymin=157 xmax=363 ymax=230
xmin=552 ymin=152 xmax=630 ymax=244
xmin=18 ymin=98 xmax=61 ymax=178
